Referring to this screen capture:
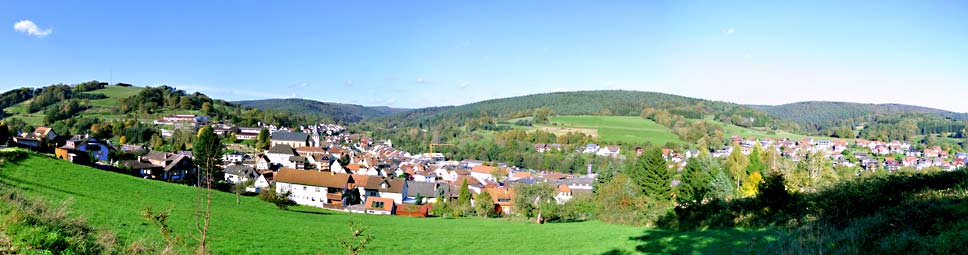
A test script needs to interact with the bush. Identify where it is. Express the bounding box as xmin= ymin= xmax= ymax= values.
xmin=0 ymin=190 xmax=123 ymax=254
xmin=0 ymin=149 xmax=28 ymax=166
xmin=258 ymin=188 xmax=296 ymax=210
